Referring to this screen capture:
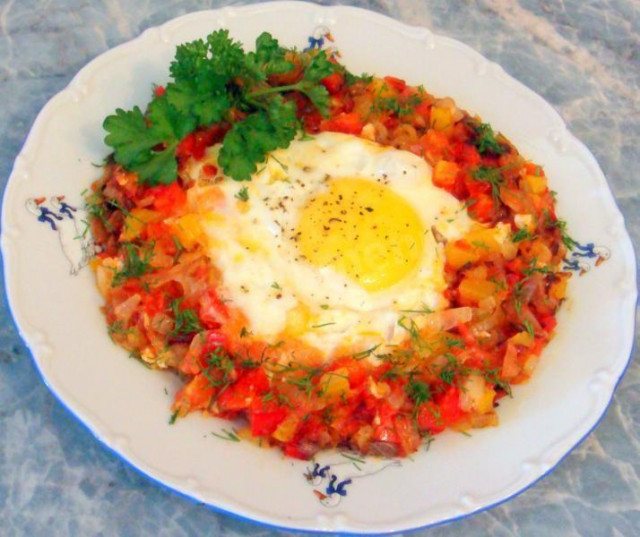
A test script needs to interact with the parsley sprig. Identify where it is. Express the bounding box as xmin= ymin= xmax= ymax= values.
xmin=103 ymin=30 xmax=336 ymax=185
